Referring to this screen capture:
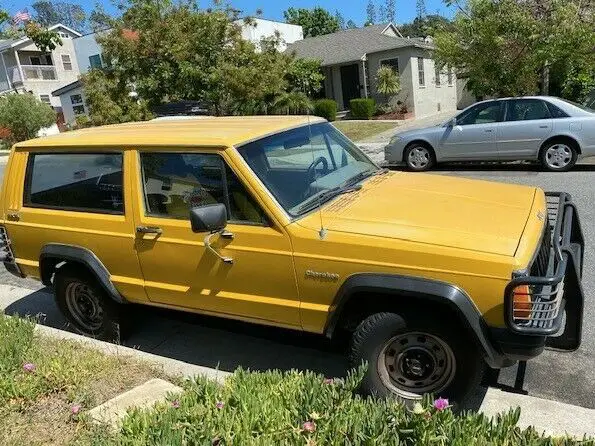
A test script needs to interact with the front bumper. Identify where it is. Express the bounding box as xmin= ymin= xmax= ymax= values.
xmin=503 ymin=192 xmax=584 ymax=352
